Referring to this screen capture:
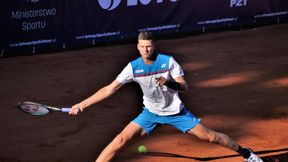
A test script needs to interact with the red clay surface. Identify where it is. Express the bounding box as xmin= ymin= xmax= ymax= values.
xmin=0 ymin=24 xmax=287 ymax=162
